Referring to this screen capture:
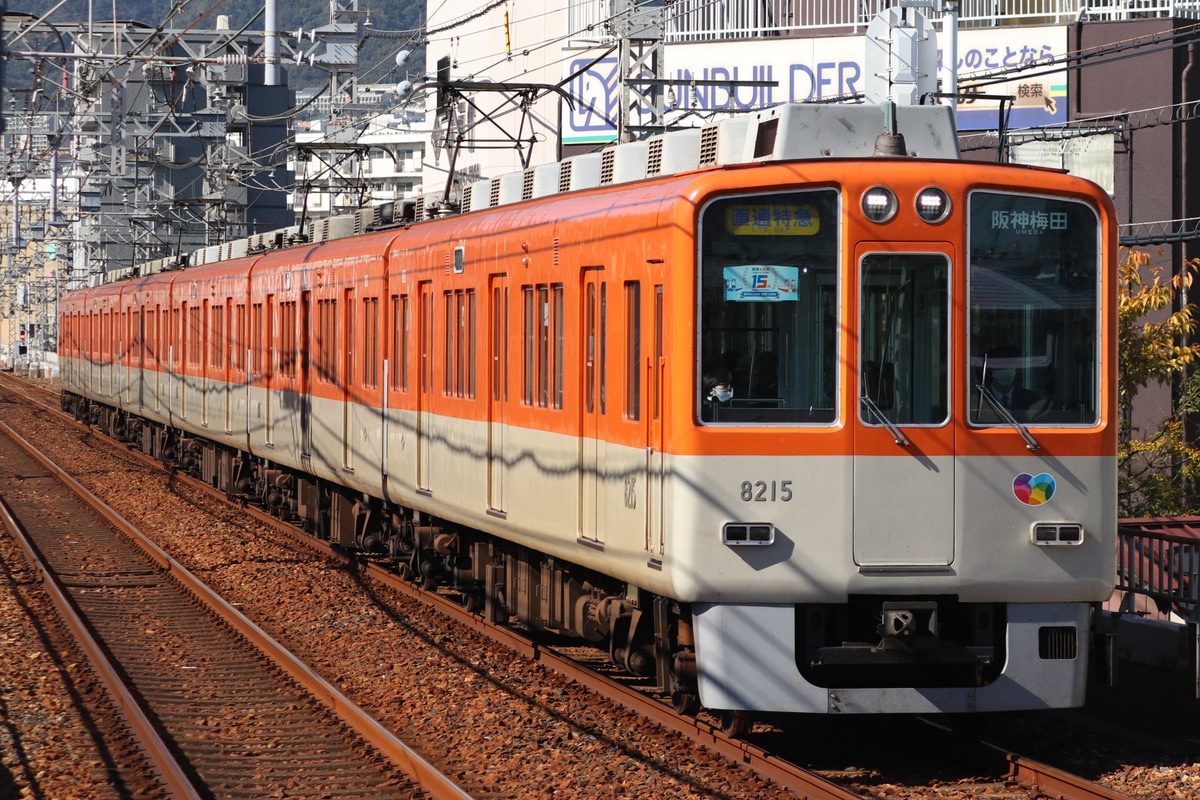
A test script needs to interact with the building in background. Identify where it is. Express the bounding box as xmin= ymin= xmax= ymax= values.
xmin=417 ymin=0 xmax=1200 ymax=433
xmin=0 ymin=15 xmax=295 ymax=374
xmin=419 ymin=0 xmax=1199 ymax=264
xmin=291 ymin=96 xmax=425 ymax=221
